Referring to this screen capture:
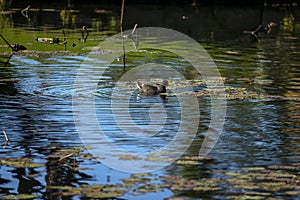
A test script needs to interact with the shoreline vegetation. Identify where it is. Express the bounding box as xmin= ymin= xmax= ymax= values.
xmin=0 ymin=0 xmax=296 ymax=11
xmin=8 ymin=0 xmax=300 ymax=6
